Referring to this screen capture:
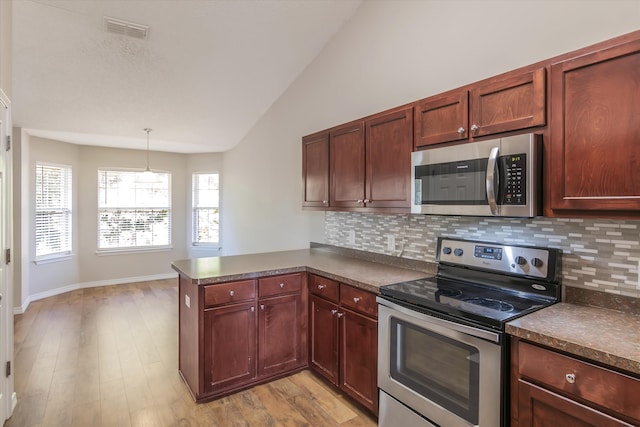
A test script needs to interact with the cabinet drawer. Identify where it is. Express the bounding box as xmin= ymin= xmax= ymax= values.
xmin=308 ymin=275 xmax=339 ymax=303
xmin=204 ymin=280 xmax=256 ymax=307
xmin=518 ymin=341 xmax=640 ymax=422
xmin=340 ymin=285 xmax=377 ymax=318
xmin=259 ymin=273 xmax=302 ymax=298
